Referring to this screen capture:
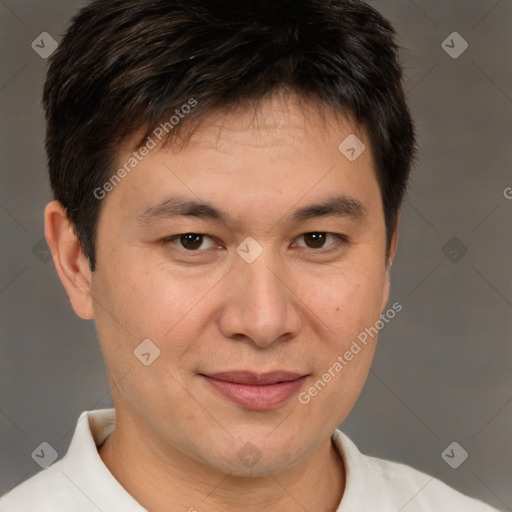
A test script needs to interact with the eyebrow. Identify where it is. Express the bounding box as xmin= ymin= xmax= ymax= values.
xmin=136 ymin=194 xmax=367 ymax=227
